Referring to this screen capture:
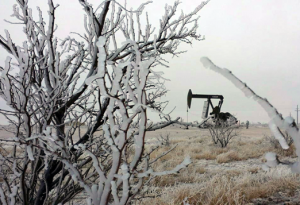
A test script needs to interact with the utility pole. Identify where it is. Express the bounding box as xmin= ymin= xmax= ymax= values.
xmin=187 ymin=105 xmax=189 ymax=123
xmin=296 ymin=105 xmax=300 ymax=125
